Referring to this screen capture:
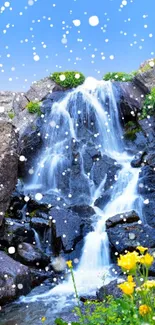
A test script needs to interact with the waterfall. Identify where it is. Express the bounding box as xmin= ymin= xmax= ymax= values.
xmin=22 ymin=77 xmax=142 ymax=301
xmin=32 ymin=229 xmax=42 ymax=251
